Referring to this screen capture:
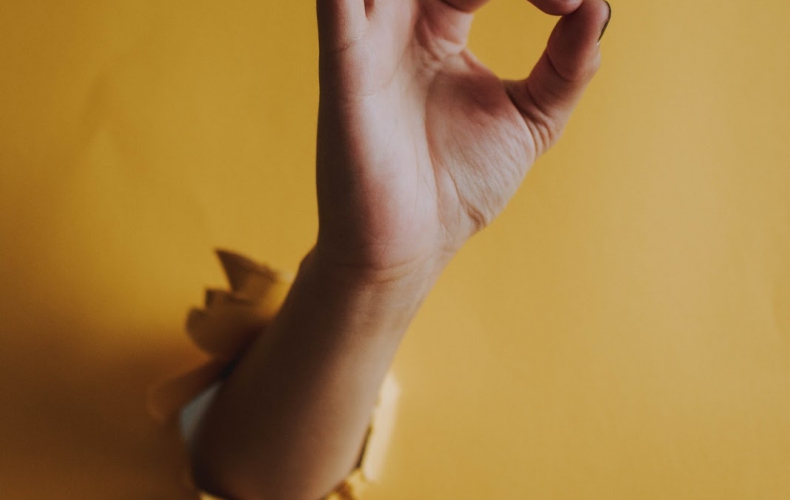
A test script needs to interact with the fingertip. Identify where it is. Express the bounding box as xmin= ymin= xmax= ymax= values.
xmin=529 ymin=0 xmax=583 ymax=16
xmin=598 ymin=1 xmax=612 ymax=42
xmin=565 ymin=0 xmax=611 ymax=34
xmin=546 ymin=0 xmax=610 ymax=81
xmin=574 ymin=0 xmax=612 ymax=39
